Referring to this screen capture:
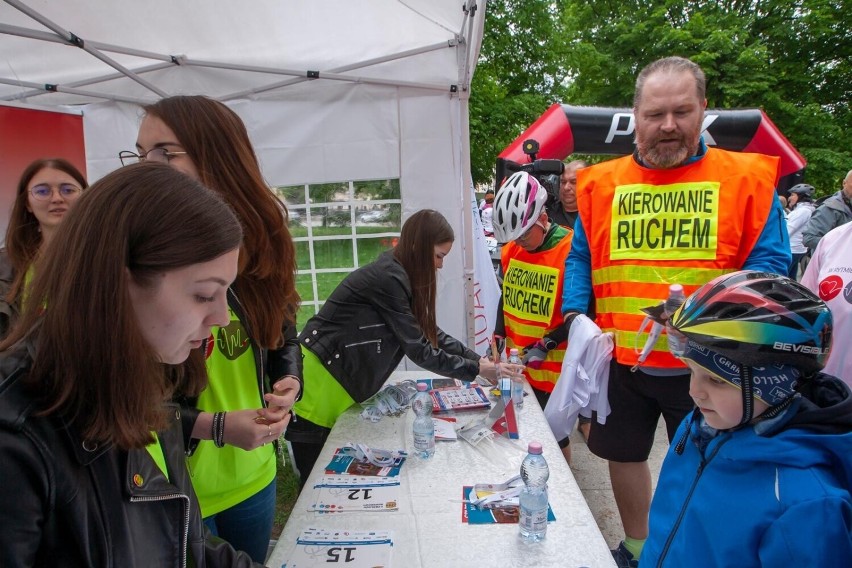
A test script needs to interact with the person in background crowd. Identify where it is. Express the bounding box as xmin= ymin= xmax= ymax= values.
xmin=547 ymin=159 xmax=587 ymax=230
xmin=643 ymin=270 xmax=852 ymax=567
xmin=492 ymin=171 xmax=575 ymax=462
xmin=286 ymin=209 xmax=501 ymax=486
xmin=123 ymin=95 xmax=302 ymax=563
xmin=803 ymin=169 xmax=852 ymax=253
xmin=778 ymin=193 xmax=789 ymax=212
xmin=801 ymin=221 xmax=852 ymax=388
xmin=480 ymin=188 xmax=495 ymax=236
xmin=785 ymin=183 xmax=816 ymax=279
xmin=0 ymin=163 xmax=260 ymax=567
xmin=0 ymin=158 xmax=87 ymax=339
xmin=561 ymin=56 xmax=790 ymax=568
